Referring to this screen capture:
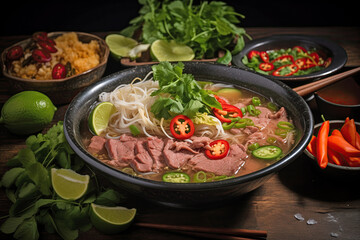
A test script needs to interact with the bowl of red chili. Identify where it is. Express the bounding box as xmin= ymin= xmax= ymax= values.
xmin=304 ymin=119 xmax=360 ymax=179
xmin=232 ymin=34 xmax=347 ymax=82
